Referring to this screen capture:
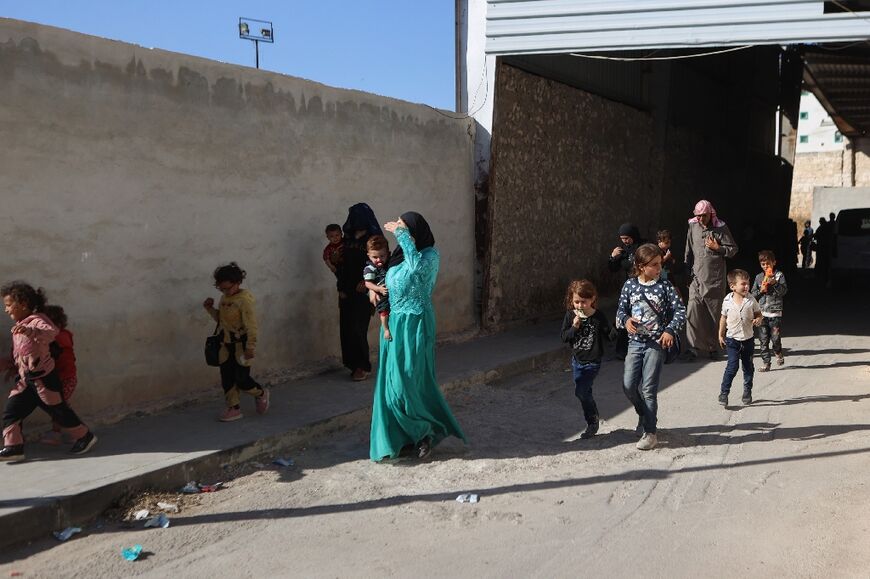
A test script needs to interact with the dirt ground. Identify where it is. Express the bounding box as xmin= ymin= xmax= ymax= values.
xmin=2 ymin=289 xmax=869 ymax=578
